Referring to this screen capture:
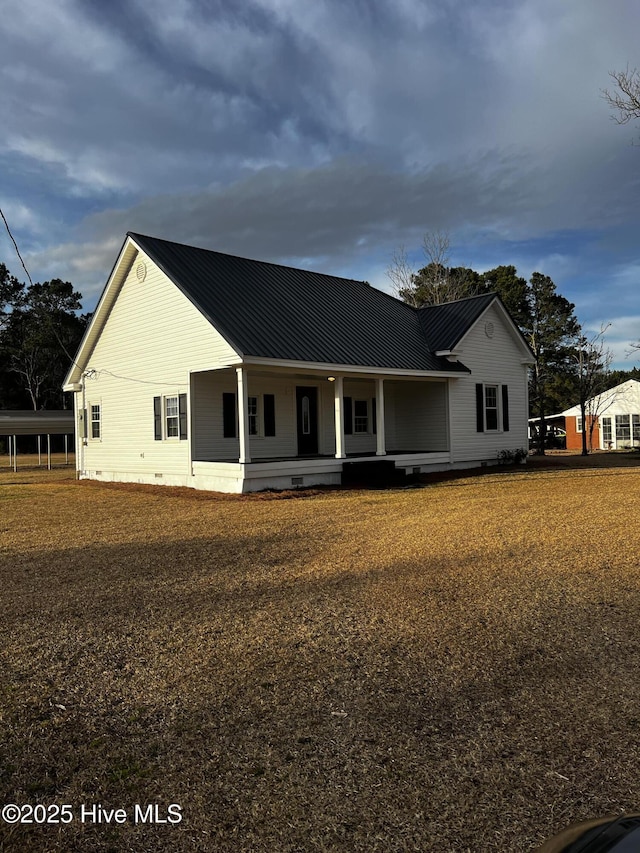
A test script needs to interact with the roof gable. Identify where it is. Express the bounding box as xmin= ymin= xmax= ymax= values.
xmin=562 ymin=379 xmax=640 ymax=416
xmin=418 ymin=293 xmax=497 ymax=352
xmin=420 ymin=293 xmax=534 ymax=361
